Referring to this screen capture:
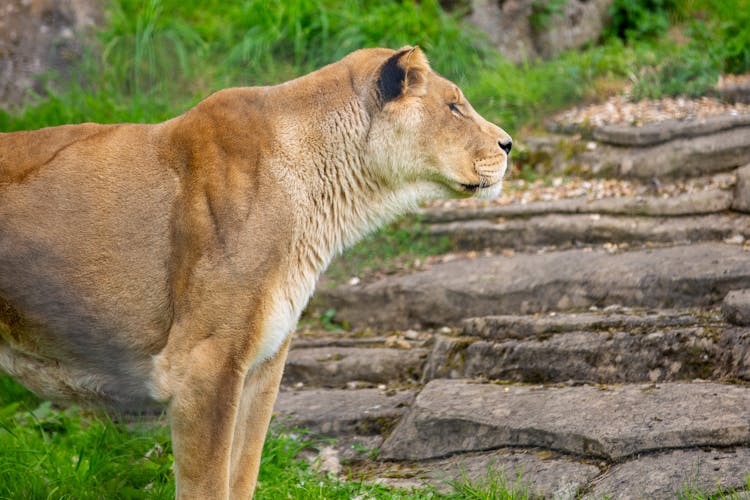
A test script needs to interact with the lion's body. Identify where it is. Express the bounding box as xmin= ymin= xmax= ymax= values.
xmin=0 ymin=47 xmax=510 ymax=498
xmin=0 ymin=122 xmax=175 ymax=405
